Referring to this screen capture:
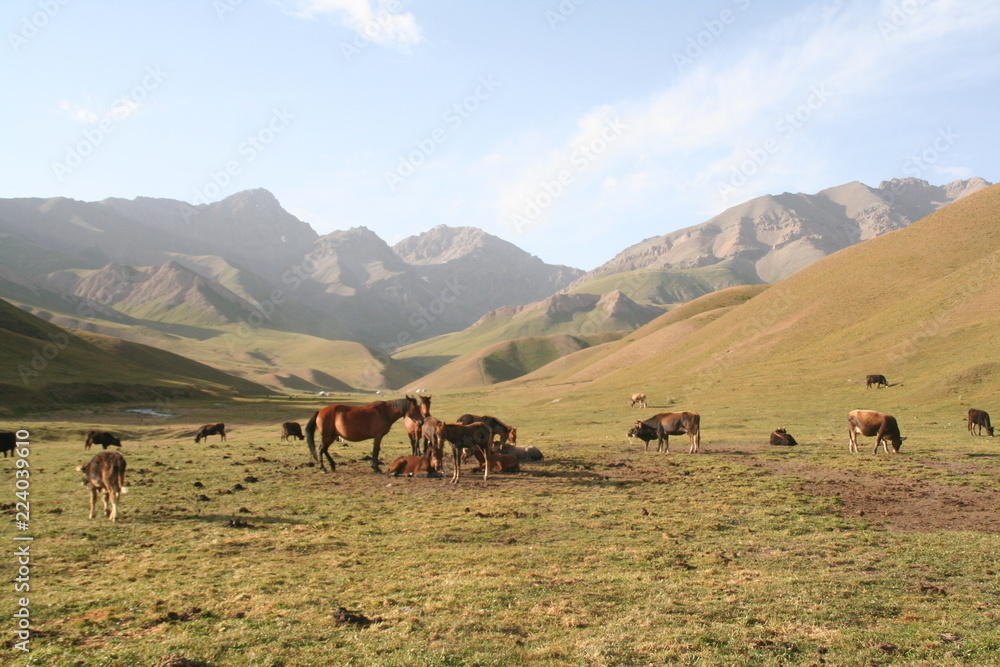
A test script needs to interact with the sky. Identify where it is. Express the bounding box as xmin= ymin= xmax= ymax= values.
xmin=3 ymin=0 xmax=999 ymax=271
